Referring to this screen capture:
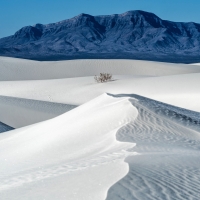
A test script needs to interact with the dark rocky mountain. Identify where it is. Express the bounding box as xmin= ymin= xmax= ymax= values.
xmin=0 ymin=10 xmax=200 ymax=63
